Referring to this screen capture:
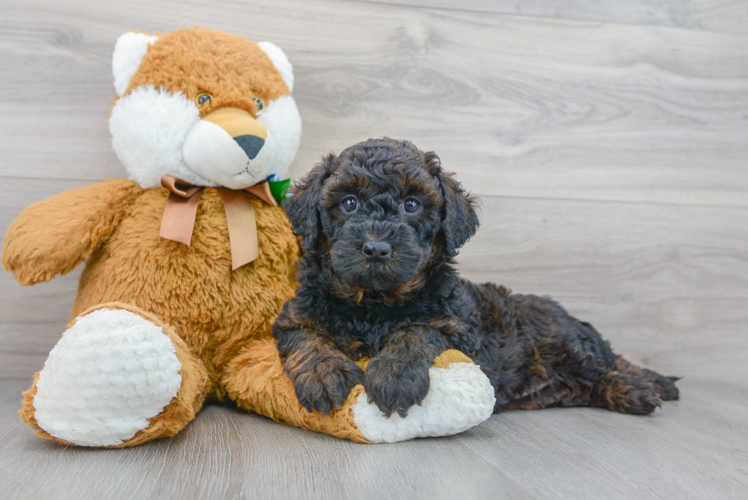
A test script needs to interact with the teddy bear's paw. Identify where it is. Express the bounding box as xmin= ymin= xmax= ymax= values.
xmin=351 ymin=351 xmax=496 ymax=443
xmin=31 ymin=308 xmax=183 ymax=446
